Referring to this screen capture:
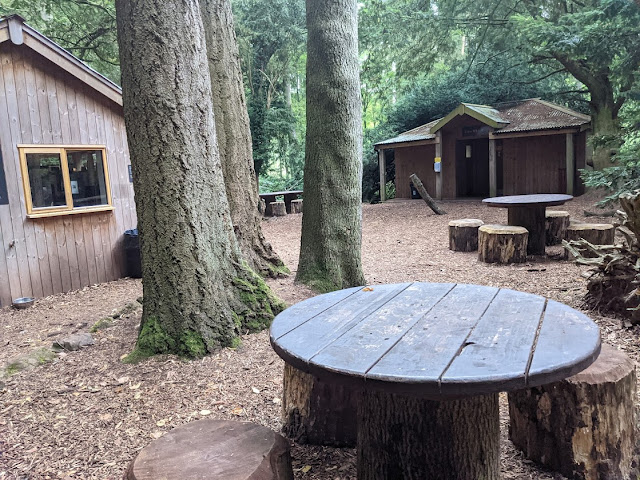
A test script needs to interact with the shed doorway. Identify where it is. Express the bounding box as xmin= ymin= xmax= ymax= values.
xmin=455 ymin=138 xmax=490 ymax=197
